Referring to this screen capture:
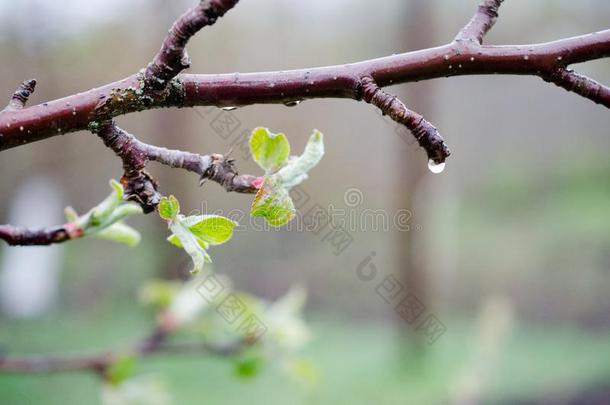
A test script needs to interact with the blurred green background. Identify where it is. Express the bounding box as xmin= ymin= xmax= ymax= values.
xmin=1 ymin=0 xmax=610 ymax=404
